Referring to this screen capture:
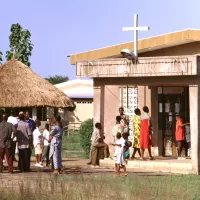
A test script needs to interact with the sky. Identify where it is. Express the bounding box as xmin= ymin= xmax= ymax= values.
xmin=0 ymin=0 xmax=200 ymax=80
